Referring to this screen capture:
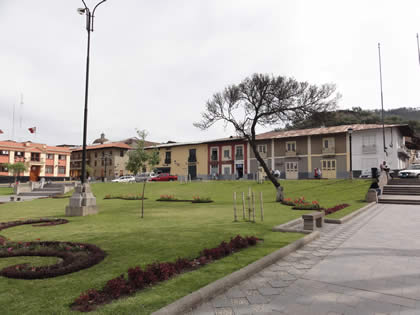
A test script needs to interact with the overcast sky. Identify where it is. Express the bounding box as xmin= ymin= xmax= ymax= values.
xmin=1 ymin=0 xmax=420 ymax=146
